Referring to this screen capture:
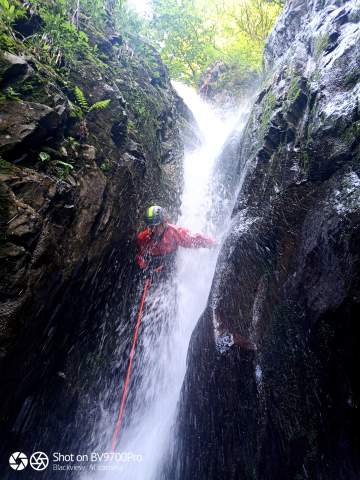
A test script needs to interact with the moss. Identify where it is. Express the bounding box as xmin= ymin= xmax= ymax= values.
xmin=287 ymin=76 xmax=302 ymax=104
xmin=0 ymin=157 xmax=16 ymax=174
xmin=301 ymin=149 xmax=310 ymax=173
xmin=314 ymin=32 xmax=329 ymax=60
xmin=133 ymin=97 xmax=150 ymax=125
xmin=340 ymin=121 xmax=360 ymax=145
xmin=17 ymin=74 xmax=46 ymax=99
xmin=4 ymin=85 xmax=21 ymax=101
xmin=260 ymin=90 xmax=277 ymax=137
xmin=127 ymin=85 xmax=162 ymax=149
xmin=127 ymin=119 xmax=136 ymax=132
xmin=100 ymin=161 xmax=111 ymax=173
xmin=311 ymin=68 xmax=321 ymax=84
